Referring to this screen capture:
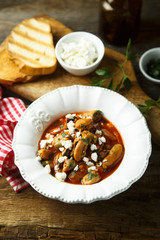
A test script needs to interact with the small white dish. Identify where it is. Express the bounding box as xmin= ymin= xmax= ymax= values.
xmin=55 ymin=32 xmax=105 ymax=76
xmin=12 ymin=85 xmax=152 ymax=203
xmin=139 ymin=47 xmax=160 ymax=84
